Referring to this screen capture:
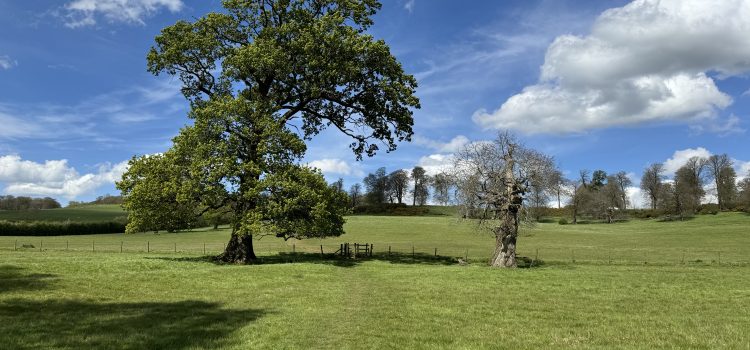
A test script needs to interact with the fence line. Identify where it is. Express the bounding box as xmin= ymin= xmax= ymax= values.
xmin=1 ymin=238 xmax=748 ymax=266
